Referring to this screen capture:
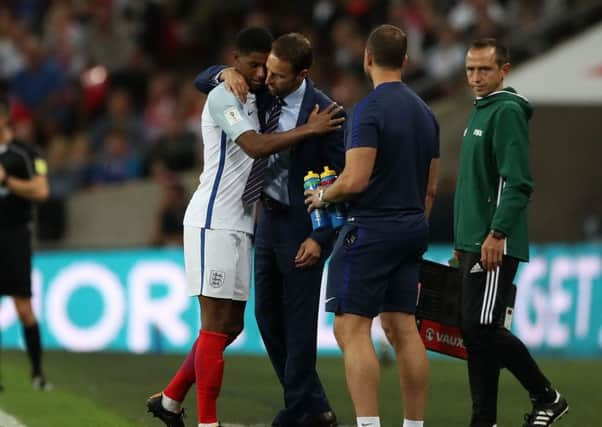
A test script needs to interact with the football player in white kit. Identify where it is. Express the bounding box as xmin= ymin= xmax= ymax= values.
xmin=146 ymin=27 xmax=344 ymax=427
